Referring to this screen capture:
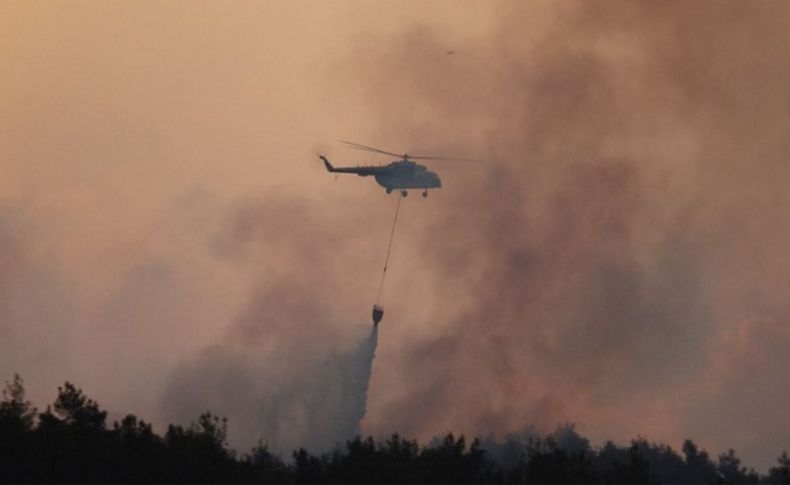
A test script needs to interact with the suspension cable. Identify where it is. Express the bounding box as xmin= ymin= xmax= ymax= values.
xmin=375 ymin=193 xmax=403 ymax=304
